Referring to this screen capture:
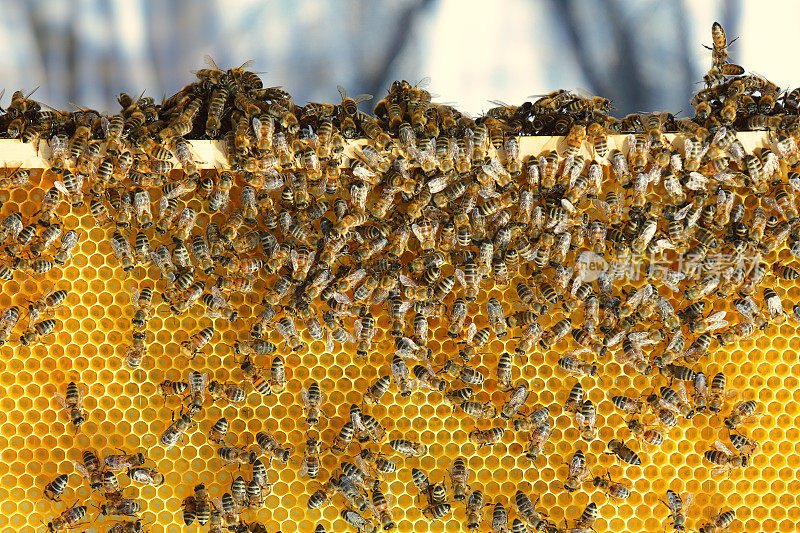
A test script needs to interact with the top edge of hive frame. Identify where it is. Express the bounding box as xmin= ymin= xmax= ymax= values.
xmin=0 ymin=132 xmax=774 ymax=169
